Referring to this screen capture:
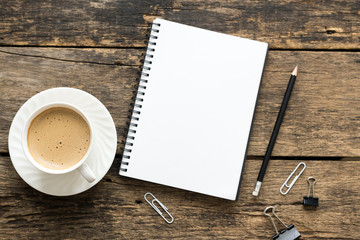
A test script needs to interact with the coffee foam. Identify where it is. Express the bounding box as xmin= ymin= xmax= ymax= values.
xmin=27 ymin=107 xmax=90 ymax=170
